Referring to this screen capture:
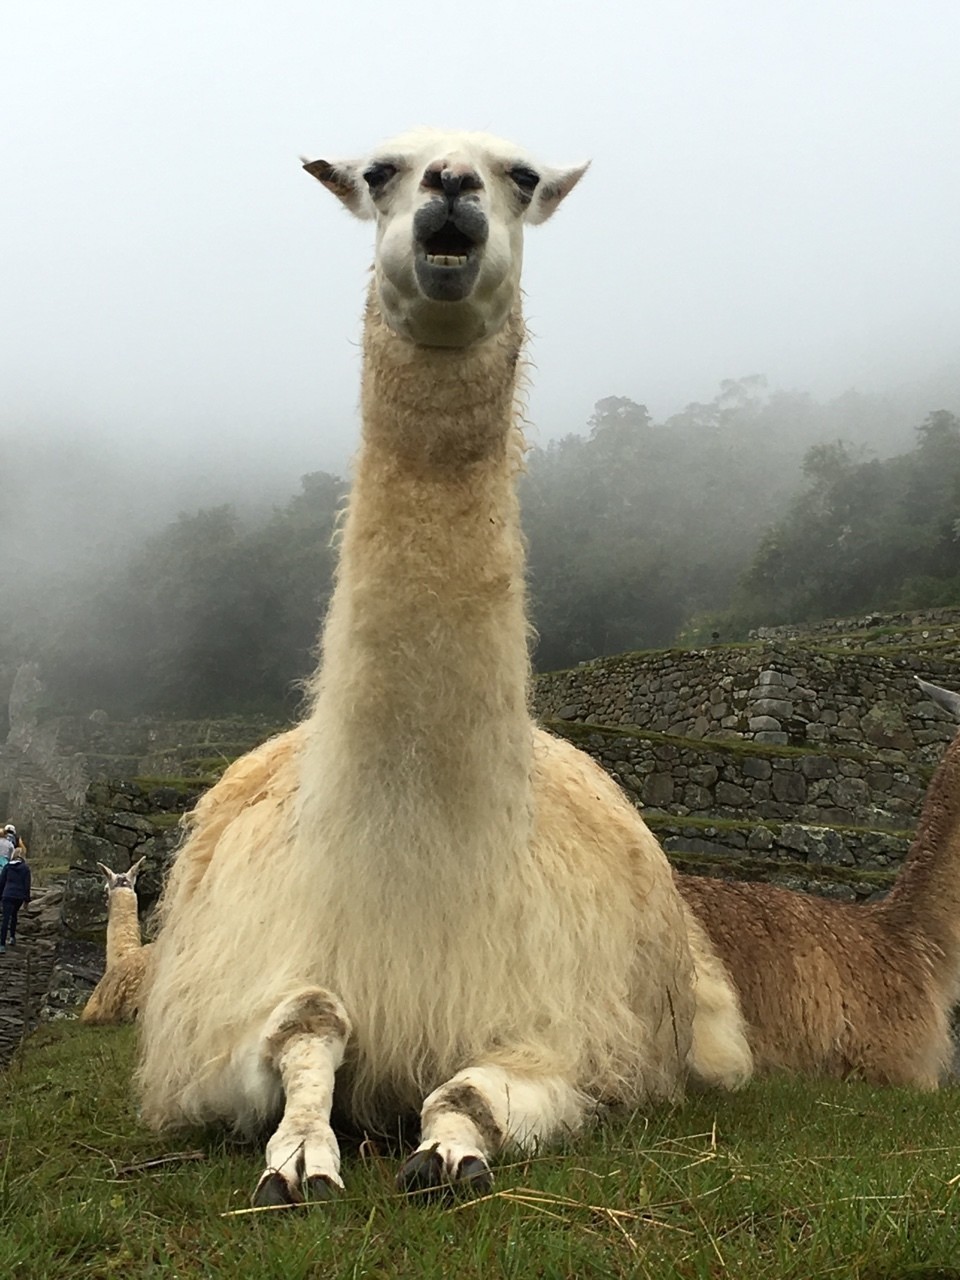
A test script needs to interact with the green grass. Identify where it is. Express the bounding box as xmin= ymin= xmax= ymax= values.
xmin=3 ymin=1024 xmax=960 ymax=1278
xmin=544 ymin=717 xmax=876 ymax=764
xmin=664 ymin=848 xmax=898 ymax=893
